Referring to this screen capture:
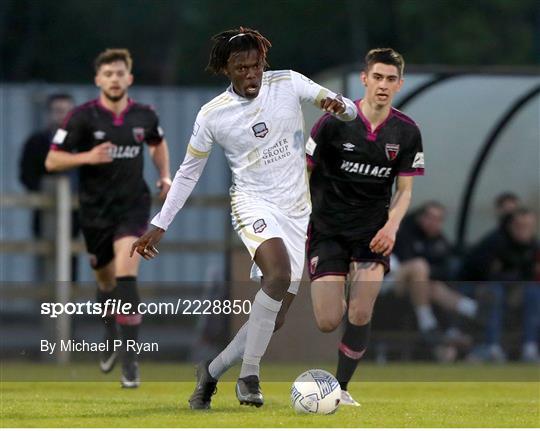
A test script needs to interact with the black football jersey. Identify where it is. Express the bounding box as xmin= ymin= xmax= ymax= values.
xmin=50 ymin=98 xmax=163 ymax=227
xmin=307 ymin=100 xmax=424 ymax=237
